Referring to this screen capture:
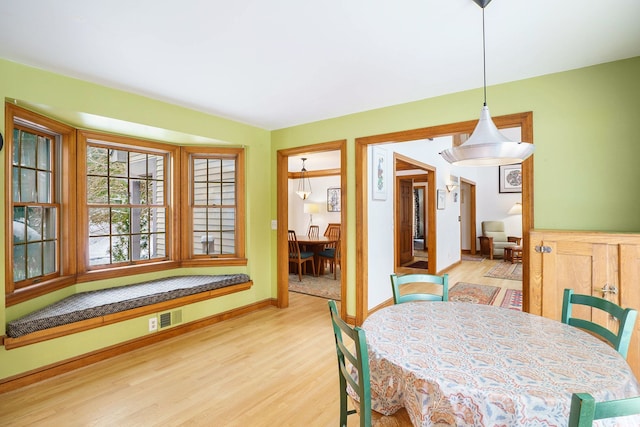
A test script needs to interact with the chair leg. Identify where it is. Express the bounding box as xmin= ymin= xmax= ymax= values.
xmin=297 ymin=261 xmax=302 ymax=281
